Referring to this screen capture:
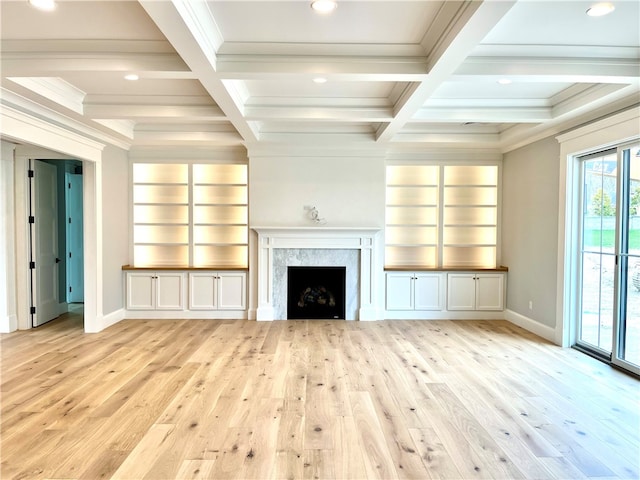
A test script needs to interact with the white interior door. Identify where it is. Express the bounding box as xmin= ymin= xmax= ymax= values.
xmin=32 ymin=160 xmax=60 ymax=326
xmin=66 ymin=172 xmax=84 ymax=303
